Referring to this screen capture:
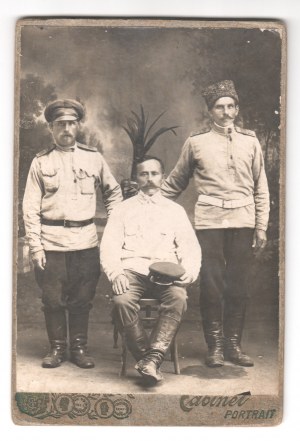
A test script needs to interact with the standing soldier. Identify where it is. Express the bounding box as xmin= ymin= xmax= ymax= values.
xmin=23 ymin=99 xmax=122 ymax=369
xmin=161 ymin=80 xmax=270 ymax=368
